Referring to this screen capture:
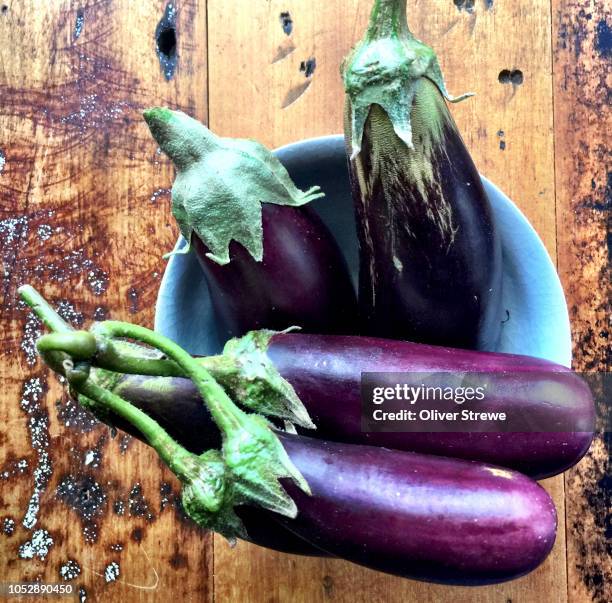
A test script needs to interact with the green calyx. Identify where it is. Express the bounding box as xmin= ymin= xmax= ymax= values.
xmin=89 ymin=324 xmax=314 ymax=429
xmin=341 ymin=0 xmax=472 ymax=159
xmin=179 ymin=450 xmax=246 ymax=542
xmin=18 ymin=285 xmax=311 ymax=542
xmin=218 ymin=329 xmax=315 ymax=430
xmin=143 ymin=108 xmax=325 ymax=264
